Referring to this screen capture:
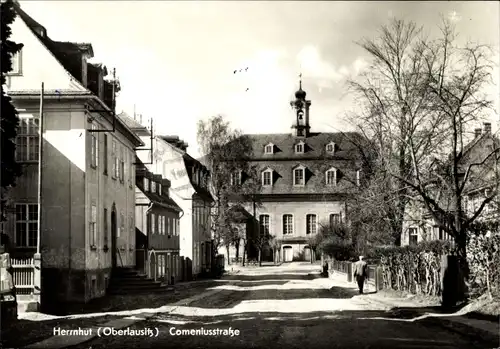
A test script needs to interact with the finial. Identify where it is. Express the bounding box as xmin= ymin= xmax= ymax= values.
xmin=299 ymin=72 xmax=303 ymax=90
